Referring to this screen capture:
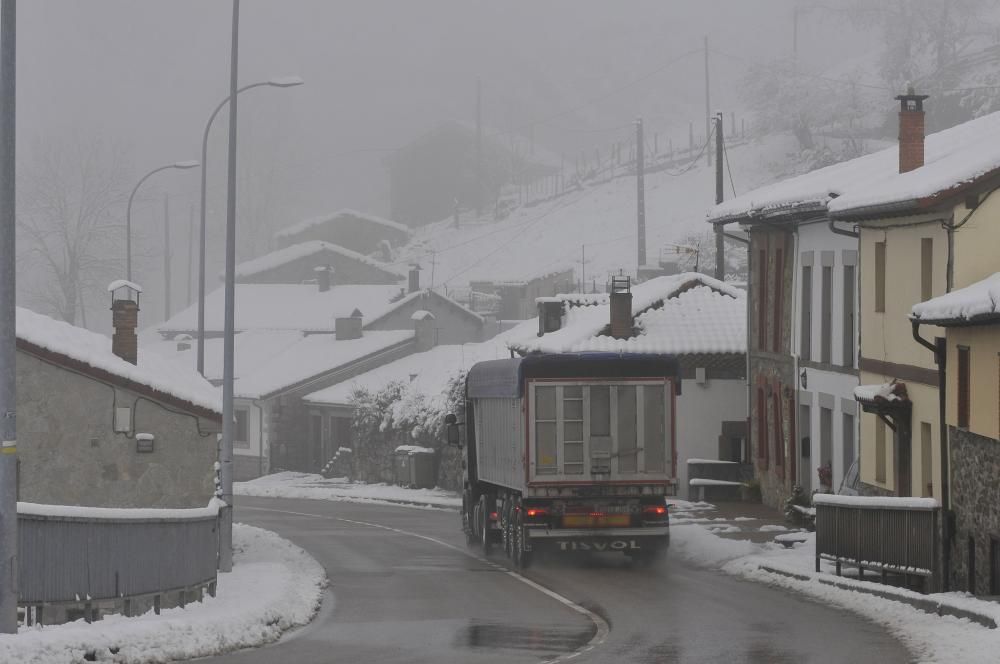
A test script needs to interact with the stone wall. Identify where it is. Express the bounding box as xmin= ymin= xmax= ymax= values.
xmin=17 ymin=351 xmax=218 ymax=508
xmin=948 ymin=425 xmax=1000 ymax=595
